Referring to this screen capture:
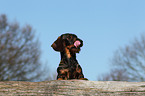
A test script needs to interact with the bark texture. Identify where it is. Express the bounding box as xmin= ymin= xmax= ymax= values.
xmin=0 ymin=80 xmax=145 ymax=95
